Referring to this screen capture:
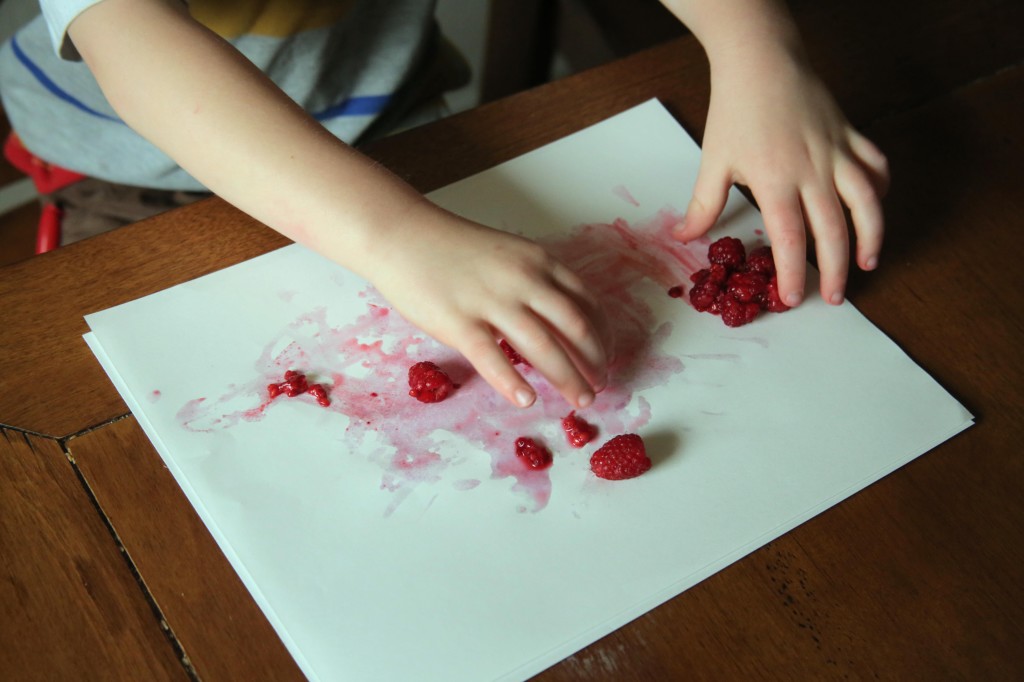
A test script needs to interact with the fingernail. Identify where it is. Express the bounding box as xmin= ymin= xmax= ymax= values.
xmin=578 ymin=391 xmax=595 ymax=408
xmin=785 ymin=292 xmax=803 ymax=307
xmin=865 ymin=255 xmax=879 ymax=270
xmin=515 ymin=389 xmax=535 ymax=408
xmin=830 ymin=292 xmax=844 ymax=305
